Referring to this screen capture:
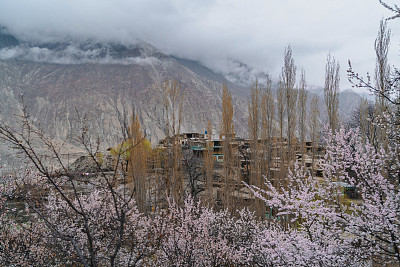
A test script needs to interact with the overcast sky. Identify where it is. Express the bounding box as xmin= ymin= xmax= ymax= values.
xmin=0 ymin=0 xmax=399 ymax=90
